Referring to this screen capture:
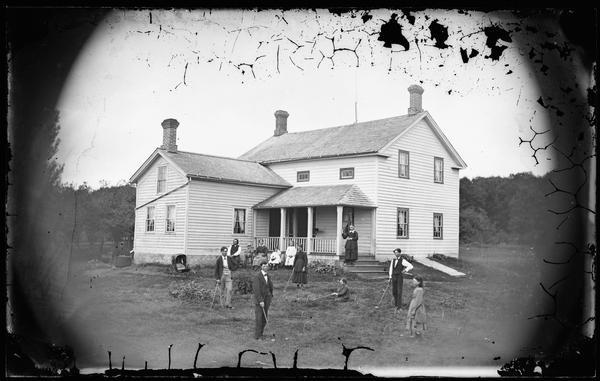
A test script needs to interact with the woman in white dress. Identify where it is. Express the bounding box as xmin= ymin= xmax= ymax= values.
xmin=284 ymin=241 xmax=297 ymax=267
